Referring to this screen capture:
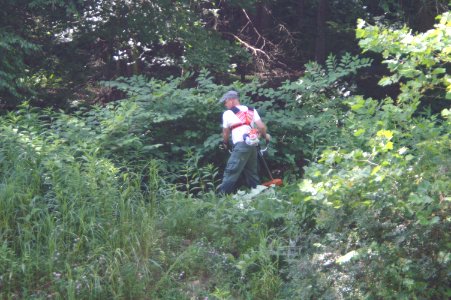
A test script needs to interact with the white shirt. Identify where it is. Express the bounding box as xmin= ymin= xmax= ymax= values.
xmin=222 ymin=105 xmax=261 ymax=144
